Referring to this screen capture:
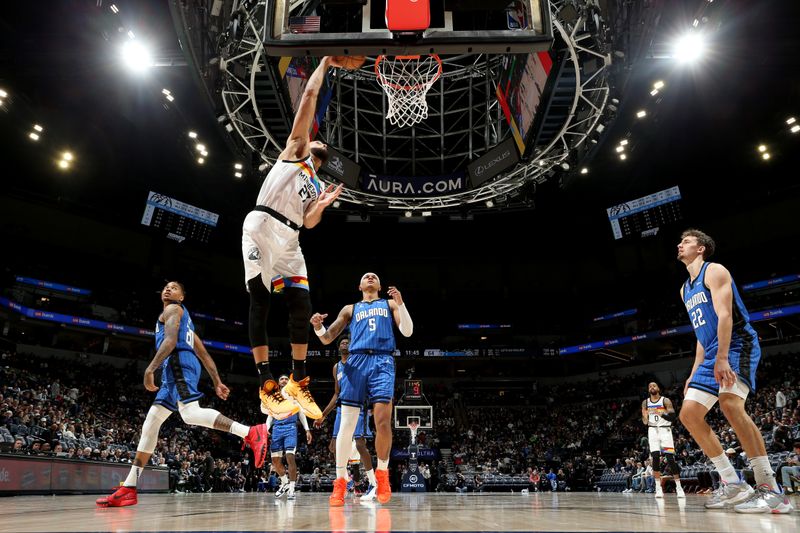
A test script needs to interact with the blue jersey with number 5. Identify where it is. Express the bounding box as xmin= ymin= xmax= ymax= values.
xmin=155 ymin=304 xmax=196 ymax=356
xmin=348 ymin=299 xmax=395 ymax=354
xmin=683 ymin=262 xmax=753 ymax=358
